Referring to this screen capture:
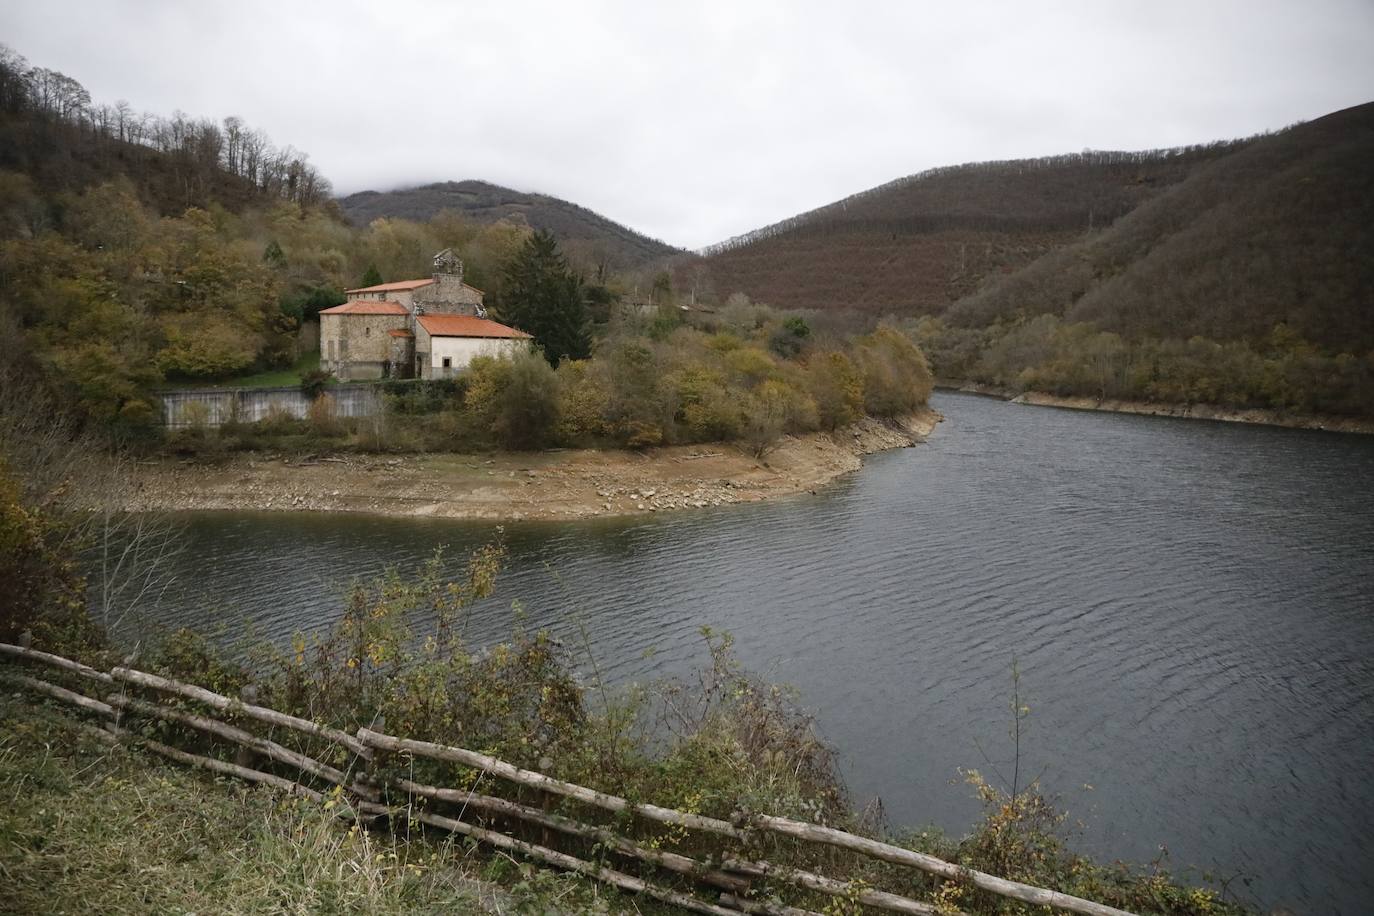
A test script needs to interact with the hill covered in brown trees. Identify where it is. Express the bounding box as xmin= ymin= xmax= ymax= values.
xmin=338 ymin=180 xmax=683 ymax=272
xmin=692 ymin=136 xmax=1253 ymax=315
xmin=945 ymin=102 xmax=1374 ymax=354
